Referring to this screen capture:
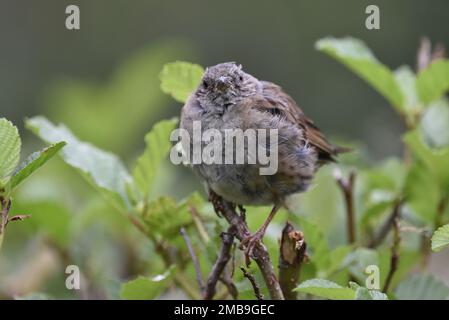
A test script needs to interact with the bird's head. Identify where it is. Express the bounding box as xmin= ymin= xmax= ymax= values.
xmin=196 ymin=62 xmax=259 ymax=110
